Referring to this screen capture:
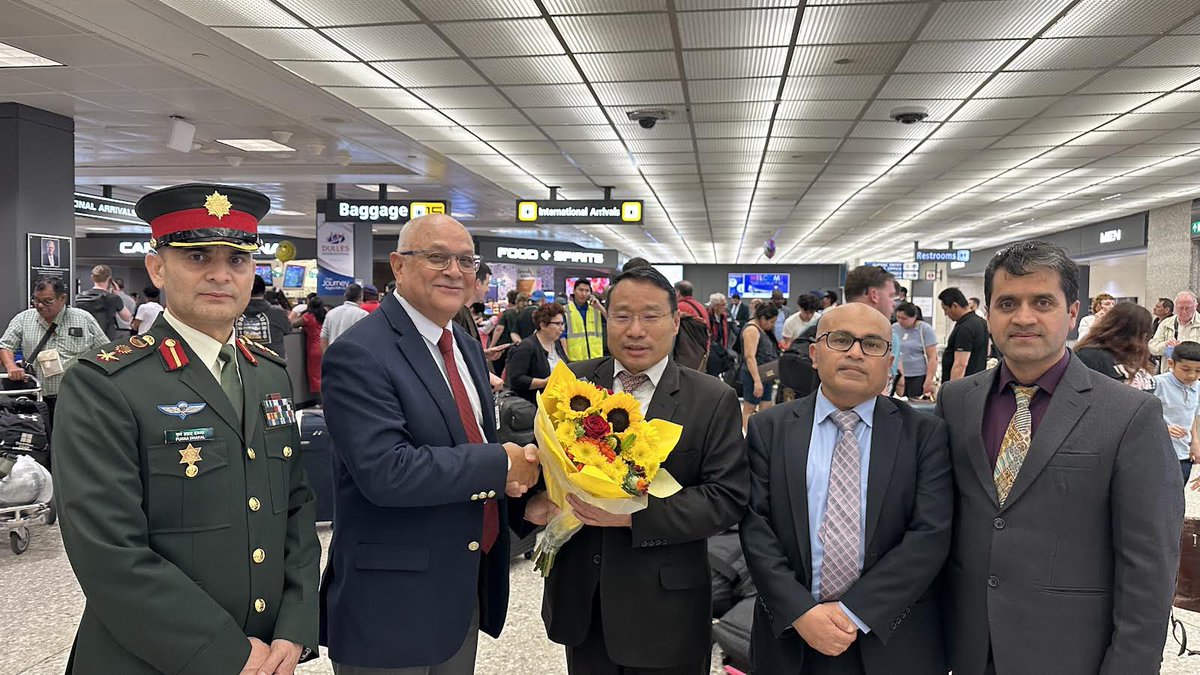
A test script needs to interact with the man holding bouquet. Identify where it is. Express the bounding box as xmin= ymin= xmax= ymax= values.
xmin=524 ymin=266 xmax=749 ymax=674
xmin=739 ymin=303 xmax=952 ymax=674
